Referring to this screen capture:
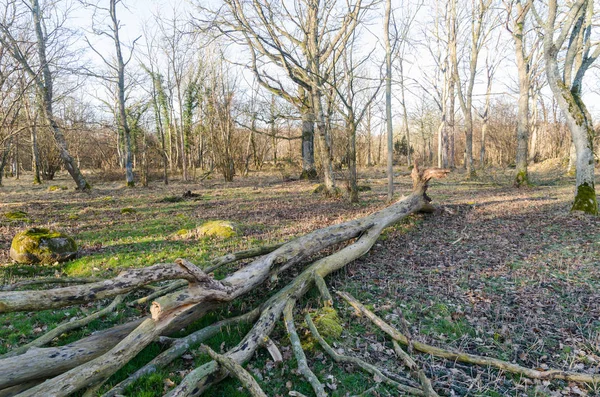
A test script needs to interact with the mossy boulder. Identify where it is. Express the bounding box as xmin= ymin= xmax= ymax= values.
xmin=10 ymin=228 xmax=78 ymax=264
xmin=120 ymin=207 xmax=136 ymax=214
xmin=195 ymin=220 xmax=237 ymax=239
